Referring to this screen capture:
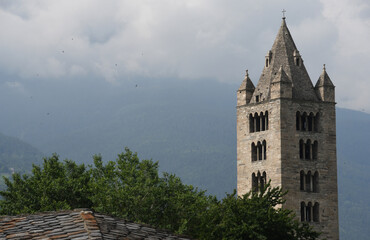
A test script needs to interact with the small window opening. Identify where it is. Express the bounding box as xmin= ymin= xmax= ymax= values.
xmin=256 ymin=95 xmax=259 ymax=102
xmin=299 ymin=140 xmax=304 ymax=159
xmin=265 ymin=59 xmax=269 ymax=67
xmin=251 ymin=143 xmax=257 ymax=161
xmin=305 ymin=140 xmax=311 ymax=160
xmin=313 ymin=171 xmax=319 ymax=193
xmin=258 ymin=142 xmax=263 ymax=160
xmin=313 ymin=203 xmax=320 ymax=222
xmin=301 ymin=202 xmax=306 ymax=222
xmin=249 ymin=114 xmax=254 ymax=133
xmin=314 ymin=113 xmax=320 ymax=132
xmin=301 ymin=113 xmax=307 ymax=131
xmin=296 ymin=58 xmax=300 ymax=66
xmin=255 ymin=114 xmax=260 ymax=131
xmin=296 ymin=112 xmax=300 ymax=130
xmin=252 ymin=173 xmax=258 ymax=192
xmin=313 ymin=141 xmax=318 ymax=160
xmin=306 ymin=203 xmax=312 ymax=222
xmin=305 ymin=171 xmax=312 ymax=192
xmin=300 ymin=171 xmax=305 ymax=191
